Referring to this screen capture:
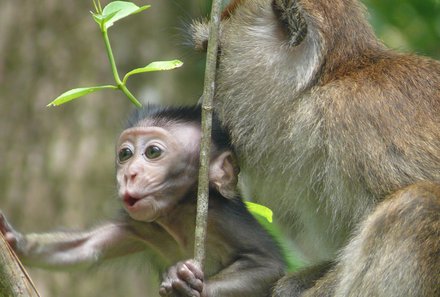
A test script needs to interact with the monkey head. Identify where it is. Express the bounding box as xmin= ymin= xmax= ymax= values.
xmin=115 ymin=106 xmax=239 ymax=222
